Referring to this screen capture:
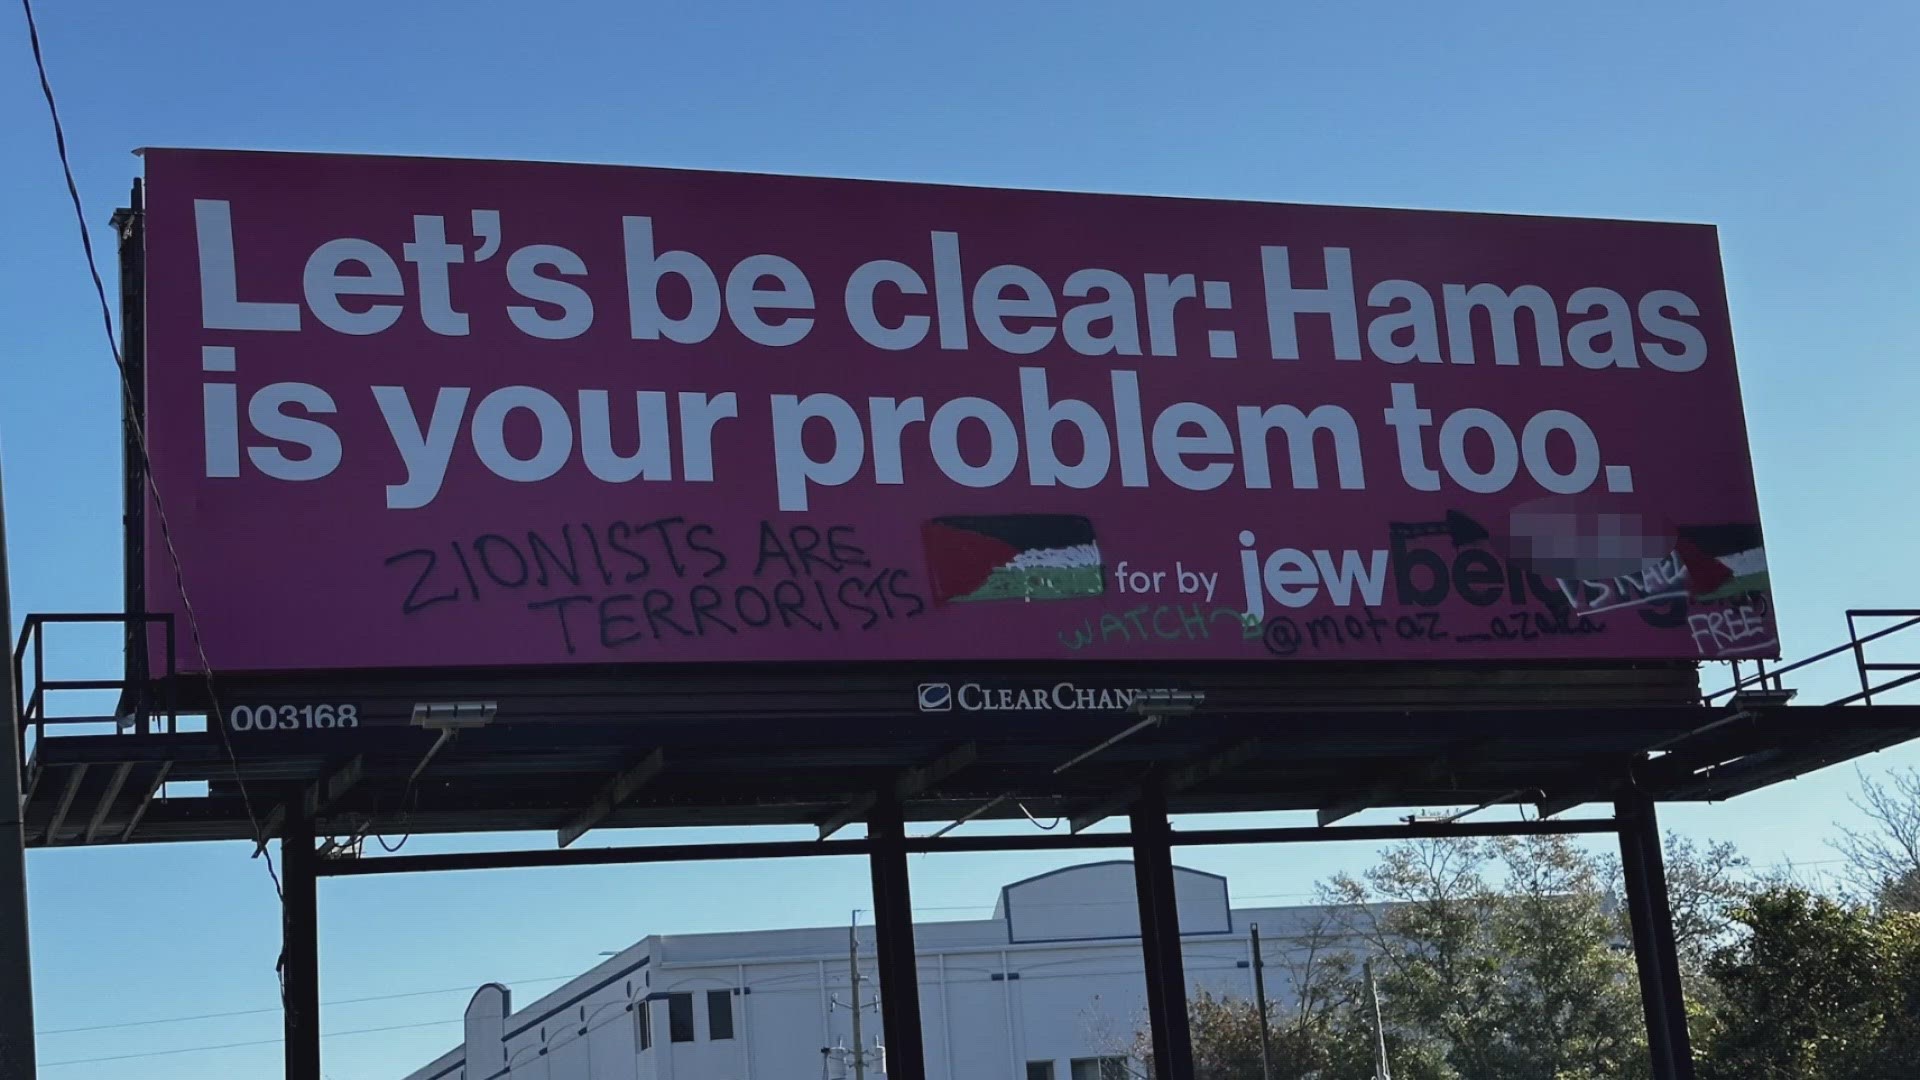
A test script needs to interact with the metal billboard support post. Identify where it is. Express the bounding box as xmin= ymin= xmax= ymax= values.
xmin=0 ymin=460 xmax=39 ymax=1080
xmin=1249 ymin=923 xmax=1272 ymax=1080
xmin=282 ymin=814 xmax=322 ymax=1080
xmin=112 ymin=183 xmax=148 ymax=727
xmin=867 ymin=794 xmax=927 ymax=1080
xmin=287 ymin=795 xmax=1709 ymax=1080
xmin=1616 ymin=794 xmax=1695 ymax=1080
xmin=1131 ymin=788 xmax=1194 ymax=1080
